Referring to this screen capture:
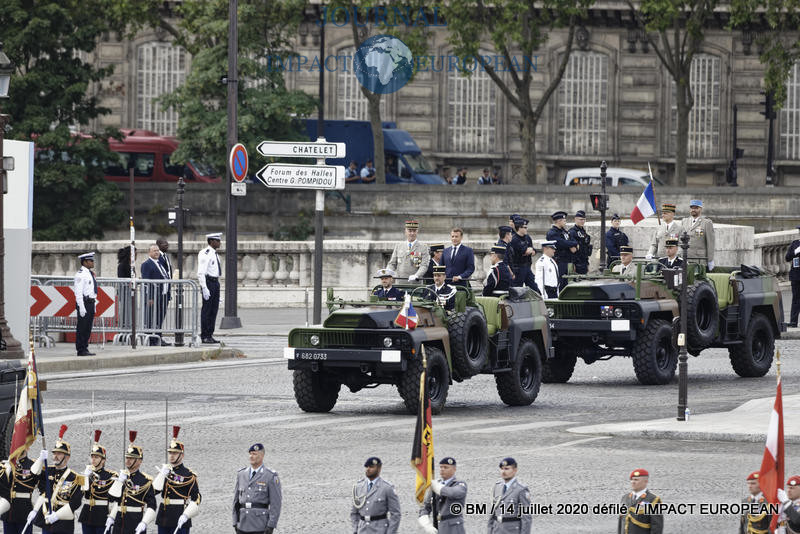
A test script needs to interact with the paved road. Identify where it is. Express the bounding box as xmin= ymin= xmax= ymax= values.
xmin=39 ymin=336 xmax=799 ymax=533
